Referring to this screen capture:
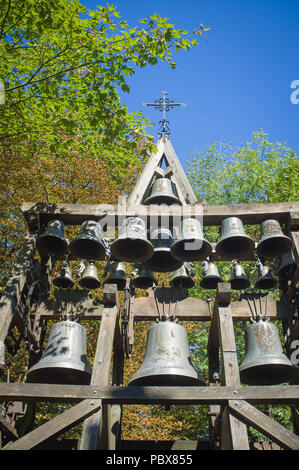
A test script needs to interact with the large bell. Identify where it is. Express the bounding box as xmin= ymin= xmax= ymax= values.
xmin=200 ymin=260 xmax=223 ymax=289
xmin=144 ymin=177 xmax=181 ymax=205
xmin=170 ymin=218 xmax=212 ymax=262
xmin=170 ymin=264 xmax=195 ymax=289
xmin=104 ymin=261 xmax=127 ymax=291
xmin=69 ymin=220 xmax=106 ymax=260
xmin=36 ymin=220 xmax=68 ymax=257
xmin=128 ymin=320 xmax=206 ymax=386
xmin=79 ymin=261 xmax=101 ymax=289
xmin=132 ymin=266 xmax=158 ymax=289
xmin=110 ymin=217 xmax=154 ymax=263
xmin=53 ymin=261 xmax=74 ymax=289
xmin=254 ymin=261 xmax=277 ymax=289
xmin=239 ymin=319 xmax=299 ymax=385
xmin=257 ymin=219 xmax=293 ymax=259
xmin=27 ymin=320 xmax=92 ymax=385
xmin=229 ymin=260 xmax=250 ymax=290
xmin=216 ymin=217 xmax=255 ymax=258
xmin=275 ymin=251 xmax=297 ymax=280
xmin=141 ymin=228 xmax=183 ymax=273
